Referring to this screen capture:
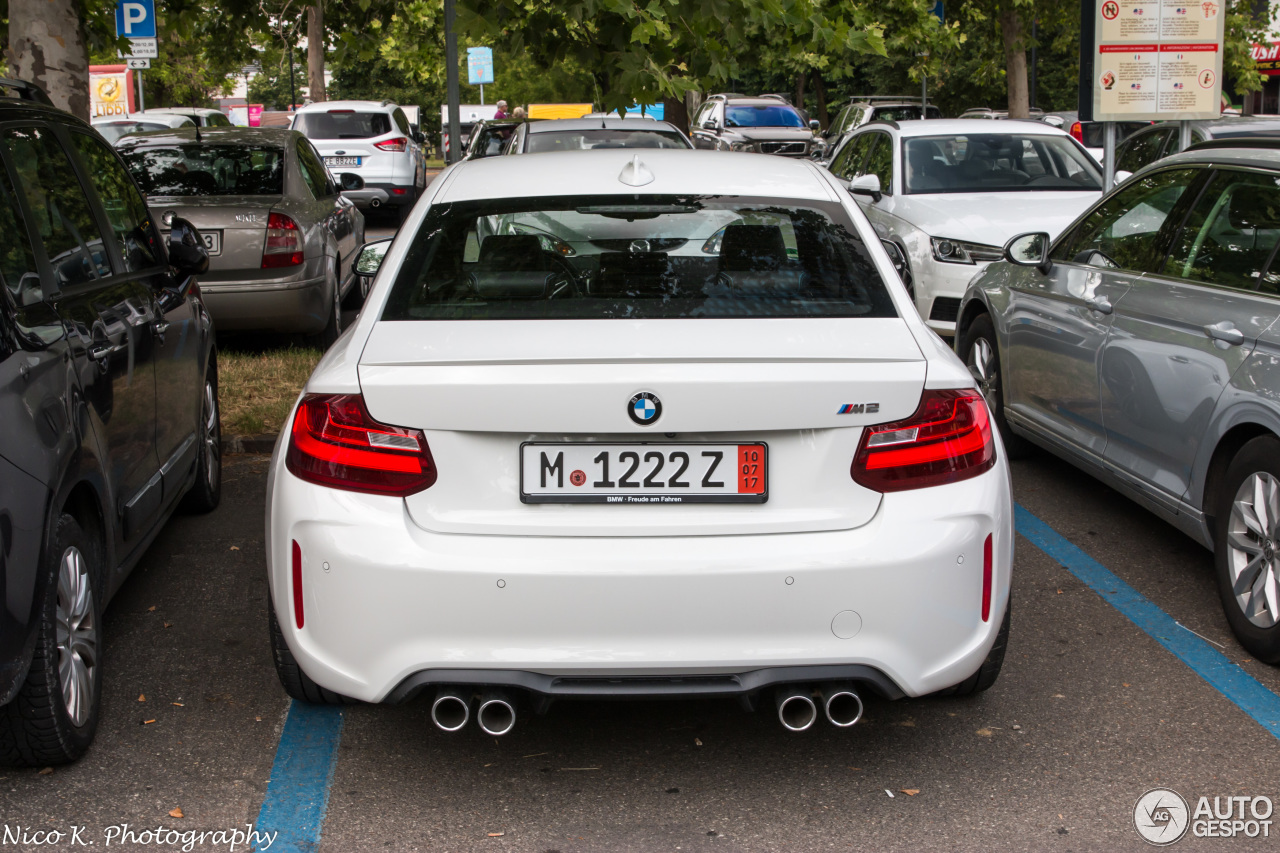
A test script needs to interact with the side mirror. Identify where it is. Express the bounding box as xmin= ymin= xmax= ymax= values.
xmin=809 ymin=119 xmax=821 ymax=132
xmin=355 ymin=238 xmax=393 ymax=277
xmin=848 ymin=174 xmax=882 ymax=203
xmin=706 ymin=117 xmax=719 ymax=131
xmin=411 ymin=128 xmax=425 ymax=144
xmin=167 ymin=217 xmax=209 ymax=277
xmin=1114 ymin=169 xmax=1133 ymax=184
xmin=1004 ymin=231 xmax=1052 ymax=274
xmin=340 ymin=172 xmax=365 ymax=191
